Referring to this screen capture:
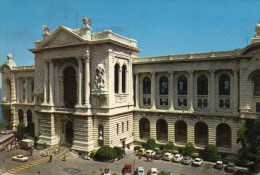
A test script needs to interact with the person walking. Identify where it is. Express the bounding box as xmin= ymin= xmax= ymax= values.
xmin=49 ymin=155 xmax=53 ymax=162
xmin=63 ymin=154 xmax=66 ymax=161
